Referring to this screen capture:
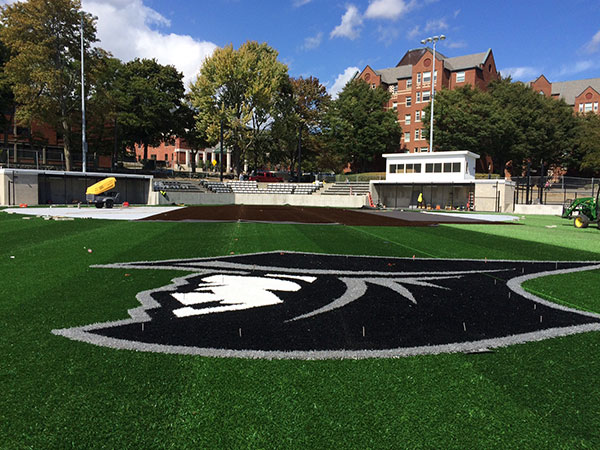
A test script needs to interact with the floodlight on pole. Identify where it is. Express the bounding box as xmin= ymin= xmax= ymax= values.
xmin=421 ymin=34 xmax=445 ymax=152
